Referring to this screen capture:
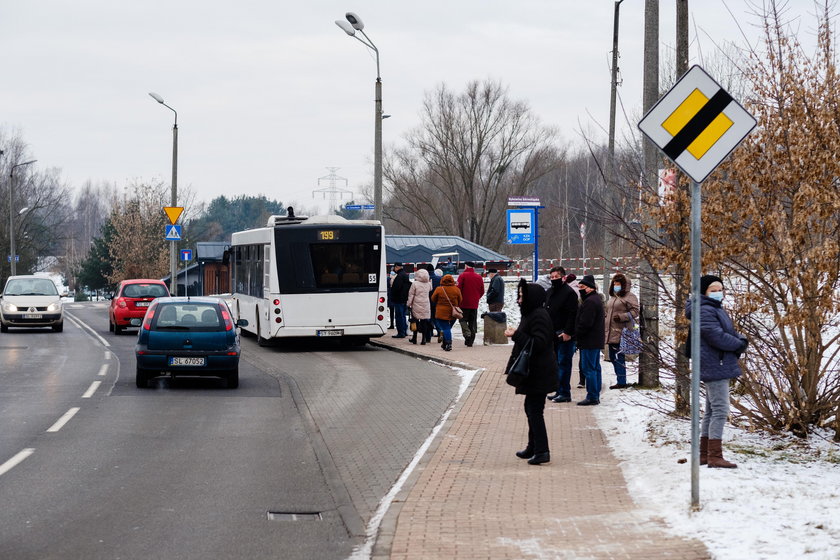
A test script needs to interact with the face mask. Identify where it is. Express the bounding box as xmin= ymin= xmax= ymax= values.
xmin=613 ymin=286 xmax=621 ymax=294
xmin=551 ymin=278 xmax=563 ymax=288
xmin=708 ymin=291 xmax=724 ymax=302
